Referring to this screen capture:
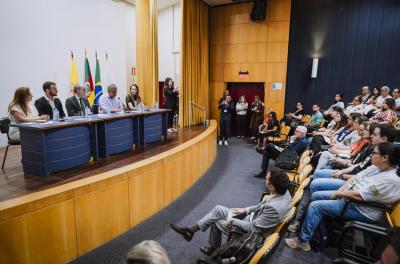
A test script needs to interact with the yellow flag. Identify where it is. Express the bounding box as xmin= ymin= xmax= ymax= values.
xmin=69 ymin=52 xmax=80 ymax=94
